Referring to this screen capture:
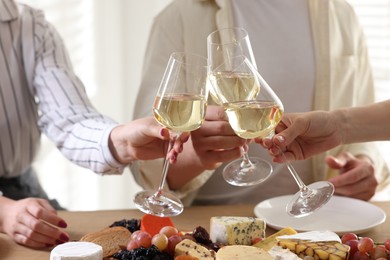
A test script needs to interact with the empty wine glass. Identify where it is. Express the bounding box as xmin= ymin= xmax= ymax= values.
xmin=133 ymin=52 xmax=209 ymax=217
xmin=207 ymin=27 xmax=273 ymax=186
xmin=215 ymin=55 xmax=334 ymax=217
